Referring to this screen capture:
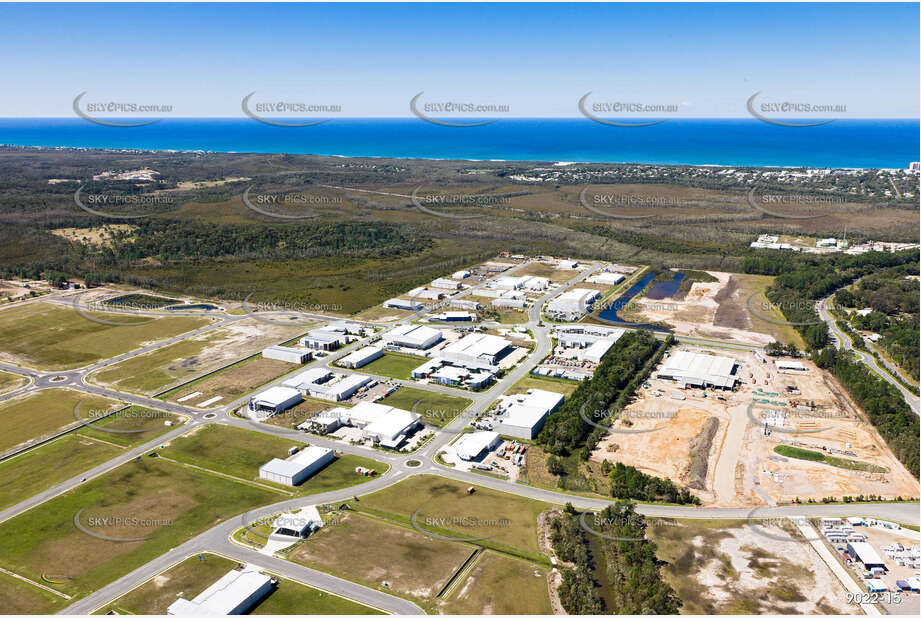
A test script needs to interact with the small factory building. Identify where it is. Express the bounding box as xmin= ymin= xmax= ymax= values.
xmin=383 ymin=298 xmax=424 ymax=311
xmin=259 ymin=445 xmax=335 ymax=486
xmin=248 ymin=386 xmax=303 ymax=419
xmin=454 ymin=431 xmax=501 ymax=460
xmin=167 ymin=566 xmax=273 ymax=615
xmin=495 ymin=389 xmax=564 ymax=439
xmin=846 ymin=542 xmax=887 ymax=571
xmin=339 ymin=345 xmax=384 ymax=369
xmin=262 ymin=345 xmax=312 ymax=364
